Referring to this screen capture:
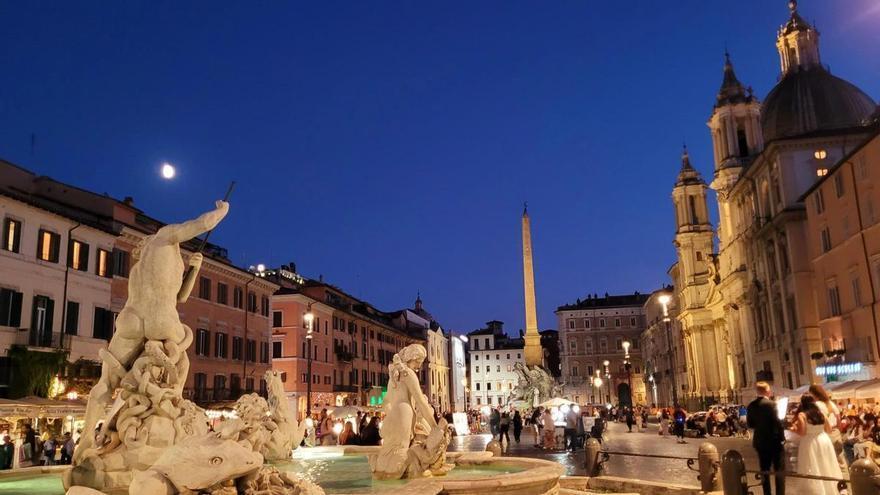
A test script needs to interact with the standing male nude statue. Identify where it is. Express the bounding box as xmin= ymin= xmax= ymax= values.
xmin=74 ymin=200 xmax=228 ymax=463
